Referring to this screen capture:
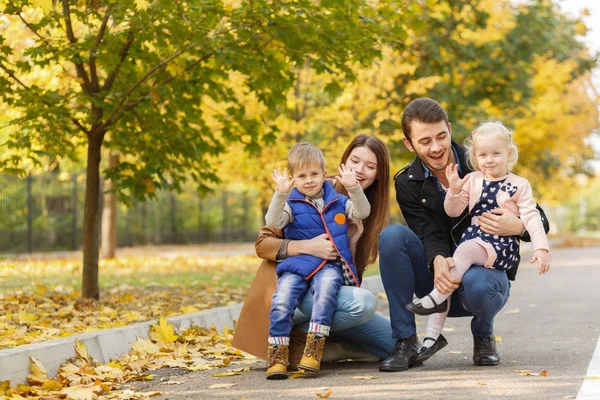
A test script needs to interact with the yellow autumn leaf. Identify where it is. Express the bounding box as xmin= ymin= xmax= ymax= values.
xmin=132 ymin=337 xmax=160 ymax=354
xmin=61 ymin=386 xmax=100 ymax=400
xmin=350 ymin=376 xmax=378 ymax=380
xmin=75 ymin=340 xmax=91 ymax=362
xmin=290 ymin=370 xmax=306 ymax=379
xmin=41 ymin=379 xmax=63 ymax=390
xmin=495 ymin=335 xmax=503 ymax=342
xmin=180 ymin=305 xmax=200 ymax=314
xmin=316 ymin=388 xmax=332 ymax=398
xmin=27 ymin=357 xmax=48 ymax=384
xmin=211 ymin=371 xmax=241 ymax=377
xmin=31 ymin=0 xmax=52 ymax=13
xmin=149 ymin=317 xmax=178 ymax=345
xmin=134 ymin=0 xmax=150 ymax=11
xmin=18 ymin=311 xmax=39 ymax=325
xmin=0 ymin=381 xmax=10 ymax=395
xmin=540 ymin=370 xmax=548 ymax=377
xmin=207 ymin=383 xmax=237 ymax=389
